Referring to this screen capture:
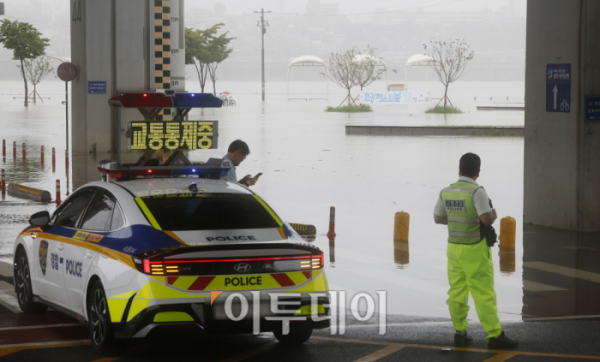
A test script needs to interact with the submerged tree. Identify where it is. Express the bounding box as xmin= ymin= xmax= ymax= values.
xmin=185 ymin=27 xmax=209 ymax=93
xmin=185 ymin=24 xmax=235 ymax=95
xmin=325 ymin=47 xmax=386 ymax=107
xmin=206 ymin=26 xmax=234 ymax=96
xmin=0 ymin=19 xmax=49 ymax=107
xmin=424 ymin=39 xmax=474 ymax=110
xmin=19 ymin=56 xmax=54 ymax=104
xmin=354 ymin=50 xmax=387 ymax=92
